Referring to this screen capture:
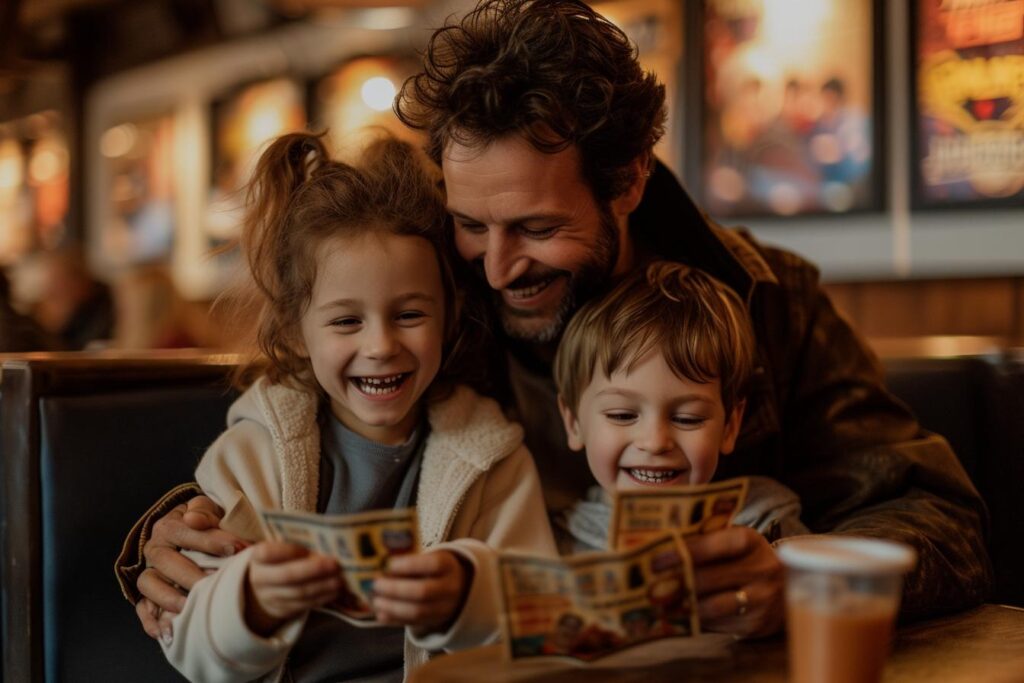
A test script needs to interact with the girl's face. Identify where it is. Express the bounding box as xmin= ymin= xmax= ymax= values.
xmin=299 ymin=232 xmax=446 ymax=444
